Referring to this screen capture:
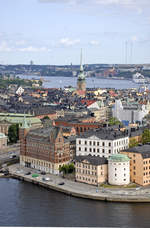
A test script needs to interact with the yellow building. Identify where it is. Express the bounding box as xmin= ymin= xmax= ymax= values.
xmin=75 ymin=155 xmax=108 ymax=186
xmin=121 ymin=144 xmax=150 ymax=186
